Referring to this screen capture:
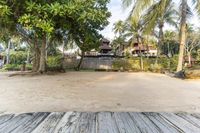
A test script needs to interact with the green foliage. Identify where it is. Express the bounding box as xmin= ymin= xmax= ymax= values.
xmin=2 ymin=64 xmax=32 ymax=71
xmin=10 ymin=51 xmax=27 ymax=64
xmin=113 ymin=20 xmax=125 ymax=35
xmin=112 ymin=59 xmax=141 ymax=72
xmin=0 ymin=4 xmax=11 ymax=17
xmin=47 ymin=55 xmax=63 ymax=70
xmin=1 ymin=0 xmax=111 ymax=72
xmin=2 ymin=50 xmax=27 ymax=64
xmin=3 ymin=64 xmax=21 ymax=71
xmin=112 ymin=56 xmax=179 ymax=73
xmin=18 ymin=0 xmax=111 ymax=39
xmin=149 ymin=63 xmax=162 ymax=73
xmin=26 ymin=64 xmax=33 ymax=70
